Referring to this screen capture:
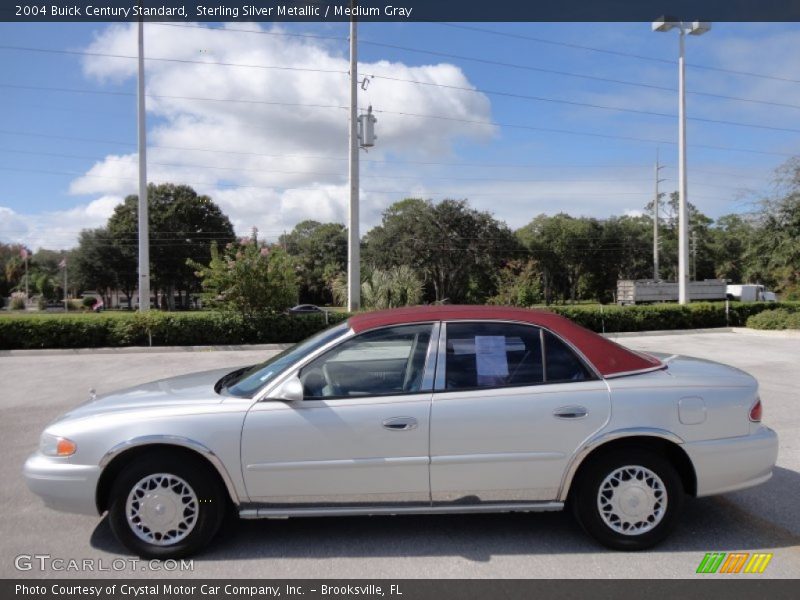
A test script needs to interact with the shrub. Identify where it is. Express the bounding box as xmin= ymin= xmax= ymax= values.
xmin=9 ymin=296 xmax=26 ymax=310
xmin=0 ymin=301 xmax=797 ymax=350
xmin=746 ymin=308 xmax=800 ymax=330
xmin=82 ymin=296 xmax=97 ymax=308
xmin=0 ymin=311 xmax=351 ymax=350
xmin=544 ymin=301 xmax=800 ymax=333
